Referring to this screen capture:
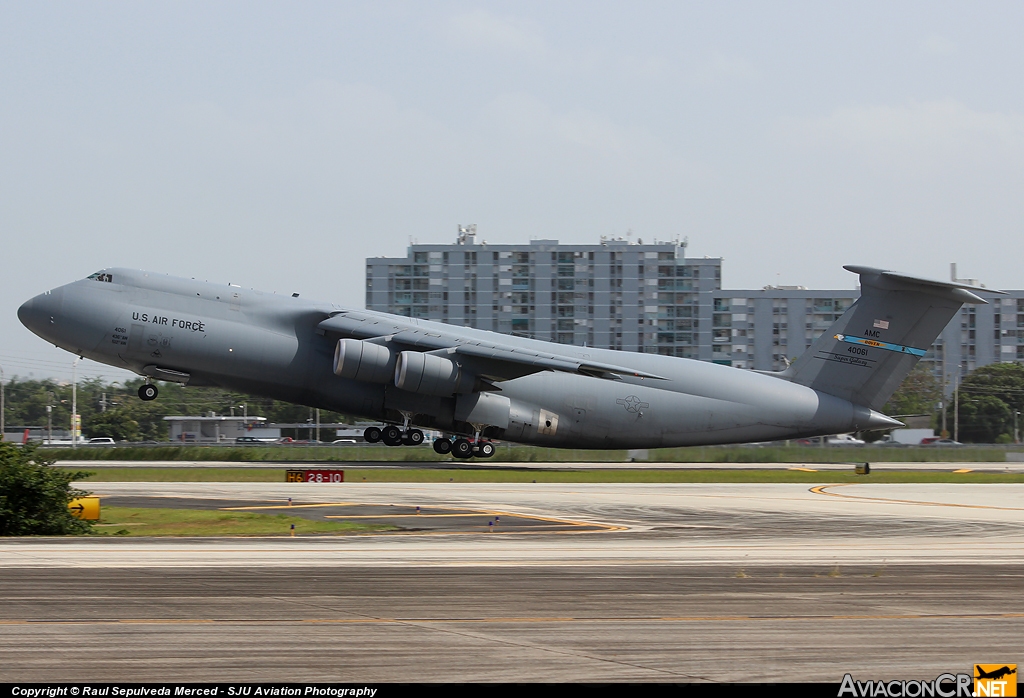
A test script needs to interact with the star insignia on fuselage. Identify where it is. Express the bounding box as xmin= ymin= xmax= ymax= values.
xmin=616 ymin=395 xmax=649 ymax=413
